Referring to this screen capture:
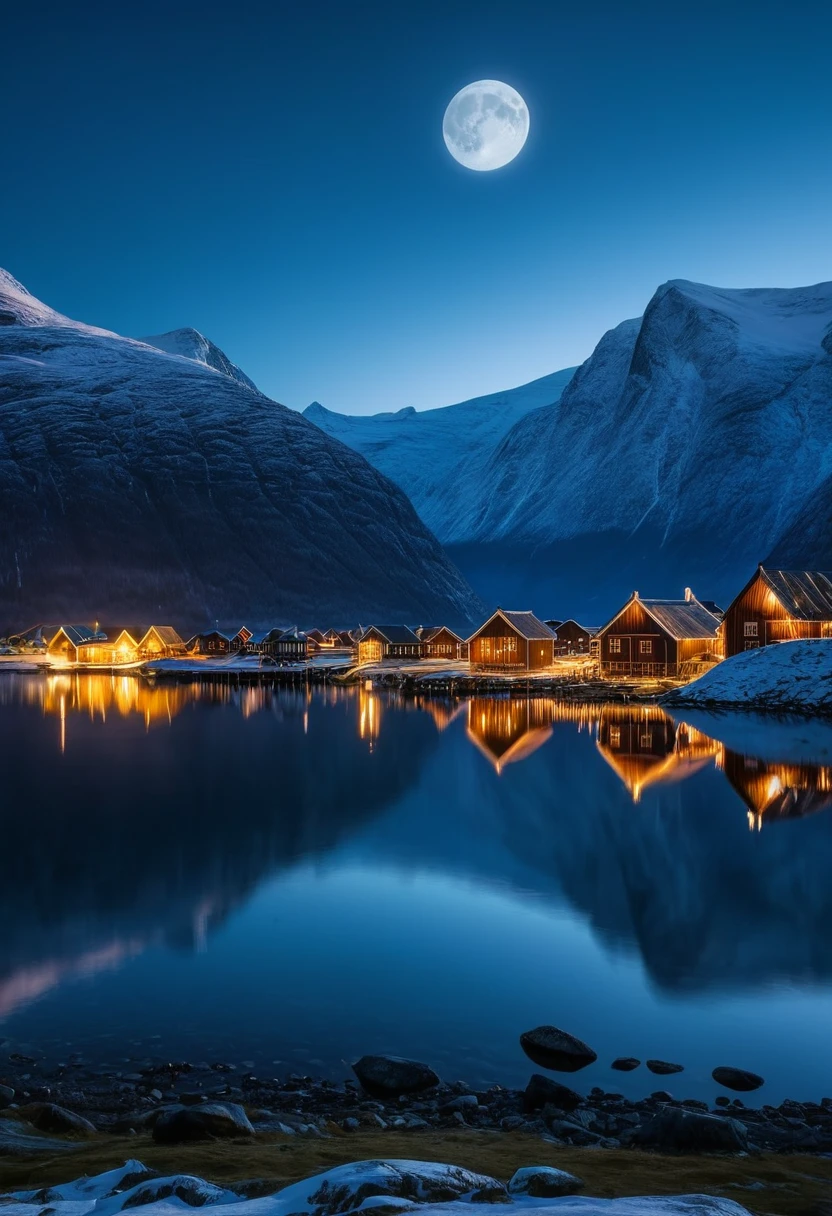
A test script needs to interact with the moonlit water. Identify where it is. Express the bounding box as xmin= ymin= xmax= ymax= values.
xmin=3 ymin=673 xmax=832 ymax=1103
